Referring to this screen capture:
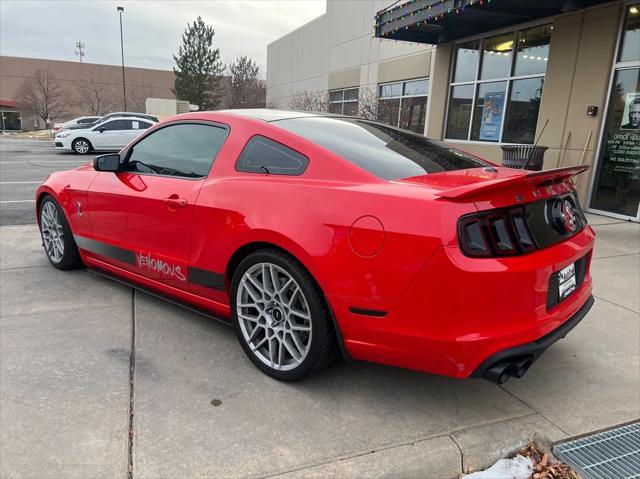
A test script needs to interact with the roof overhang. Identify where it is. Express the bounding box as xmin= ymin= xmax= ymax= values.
xmin=375 ymin=0 xmax=616 ymax=44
